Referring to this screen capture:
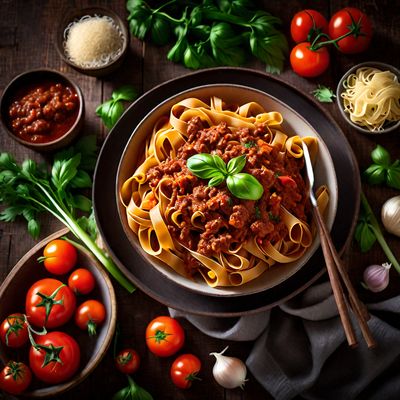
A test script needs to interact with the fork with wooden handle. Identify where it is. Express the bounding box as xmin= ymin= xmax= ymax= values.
xmin=302 ymin=142 xmax=376 ymax=349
